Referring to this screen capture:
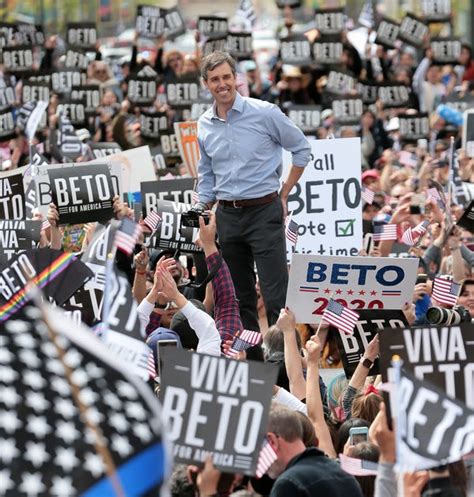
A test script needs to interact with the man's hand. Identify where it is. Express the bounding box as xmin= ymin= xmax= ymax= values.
xmin=157 ymin=266 xmax=187 ymax=308
xmin=370 ymin=402 xmax=395 ymax=463
xmin=134 ymin=247 xmax=149 ymax=273
xmin=196 ymin=457 xmax=221 ymax=497
xmin=47 ymin=203 xmax=59 ymax=227
xmin=276 ymin=308 xmax=296 ymax=333
xmin=280 ymin=194 xmax=288 ymax=219
xmin=196 ymin=211 xmax=217 ymax=254
xmin=305 ymin=335 xmax=322 ymax=364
